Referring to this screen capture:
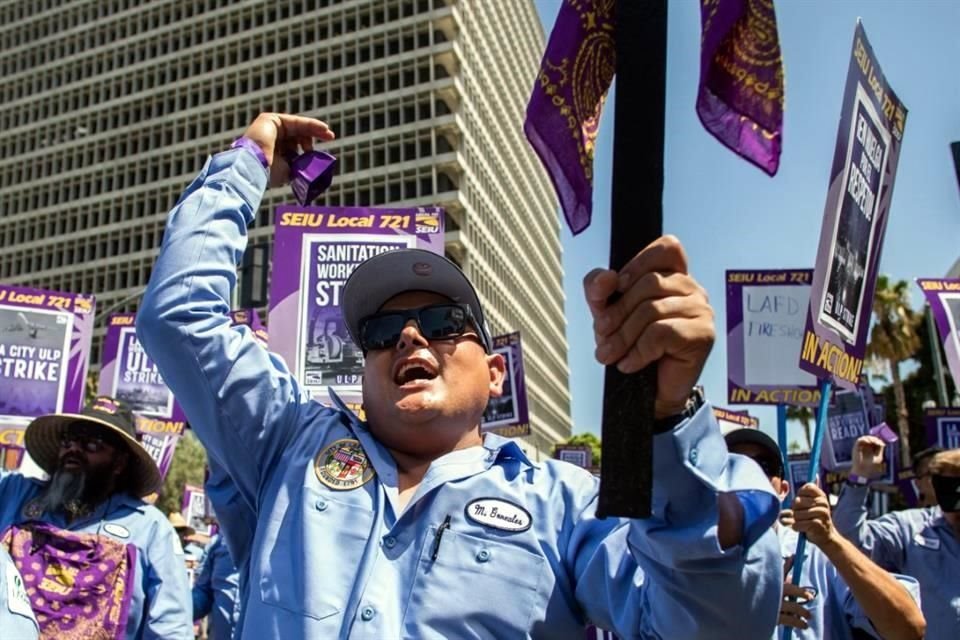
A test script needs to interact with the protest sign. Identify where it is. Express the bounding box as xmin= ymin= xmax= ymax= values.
xmin=182 ymin=483 xmax=209 ymax=534
xmin=924 ymin=407 xmax=960 ymax=450
xmin=554 ymin=445 xmax=592 ymax=470
xmin=481 ymin=332 xmax=531 ymax=438
xmin=786 ymin=455 xmax=813 ymax=497
xmin=822 ymin=387 xmax=871 ymax=470
xmin=713 ymin=407 xmax=759 ymax=435
xmin=140 ymin=432 xmax=180 ymax=480
xmin=799 ymin=22 xmax=907 ymax=390
xmin=917 ymin=278 xmax=960 ymax=389
xmin=726 ymin=269 xmax=819 ymax=405
xmin=269 ymin=206 xmax=444 ymax=404
xmin=0 ymin=285 xmax=95 ymax=451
